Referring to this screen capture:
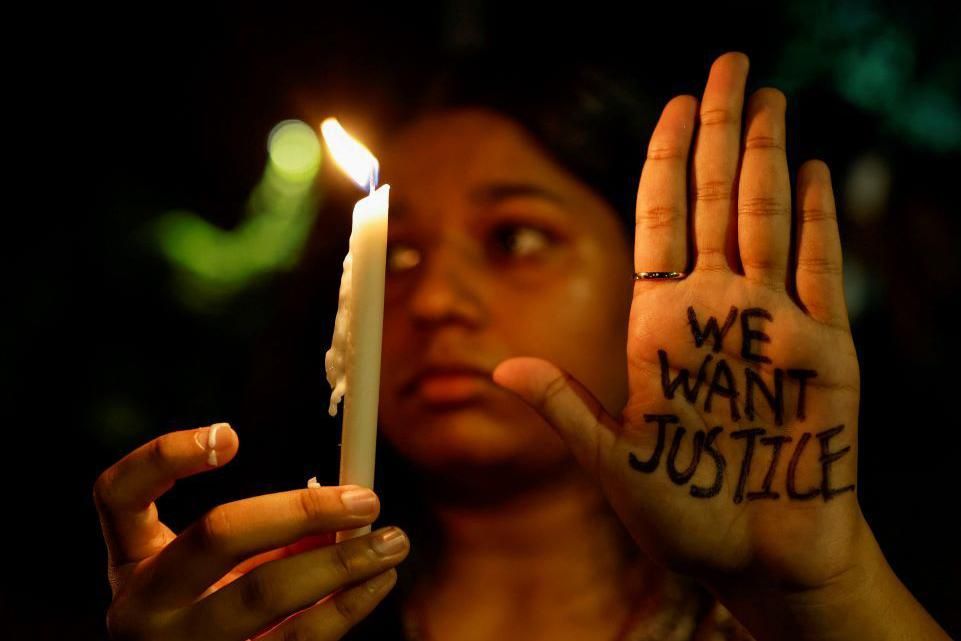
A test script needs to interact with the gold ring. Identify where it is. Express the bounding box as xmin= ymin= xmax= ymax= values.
xmin=633 ymin=271 xmax=686 ymax=281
